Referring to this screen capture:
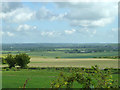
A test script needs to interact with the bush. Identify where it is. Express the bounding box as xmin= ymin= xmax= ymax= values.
xmin=51 ymin=65 xmax=118 ymax=88
xmin=5 ymin=54 xmax=16 ymax=68
xmin=15 ymin=53 xmax=30 ymax=68
xmin=55 ymin=56 xmax=60 ymax=59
